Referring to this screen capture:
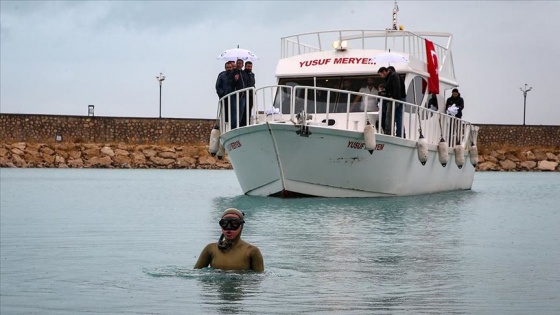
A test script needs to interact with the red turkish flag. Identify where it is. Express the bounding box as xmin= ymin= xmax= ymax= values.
xmin=425 ymin=39 xmax=439 ymax=94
